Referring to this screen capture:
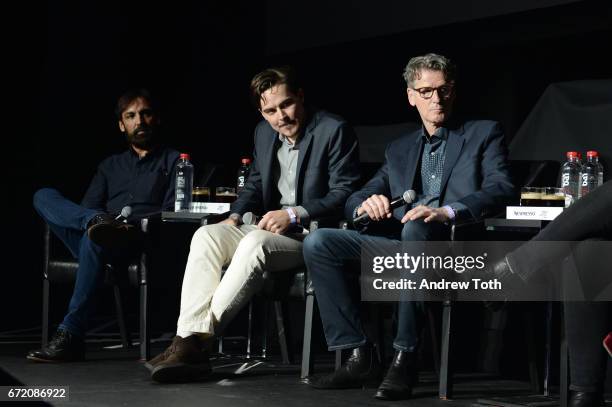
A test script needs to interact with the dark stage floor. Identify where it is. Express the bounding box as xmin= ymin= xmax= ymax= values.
xmin=0 ymin=337 xmax=583 ymax=407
